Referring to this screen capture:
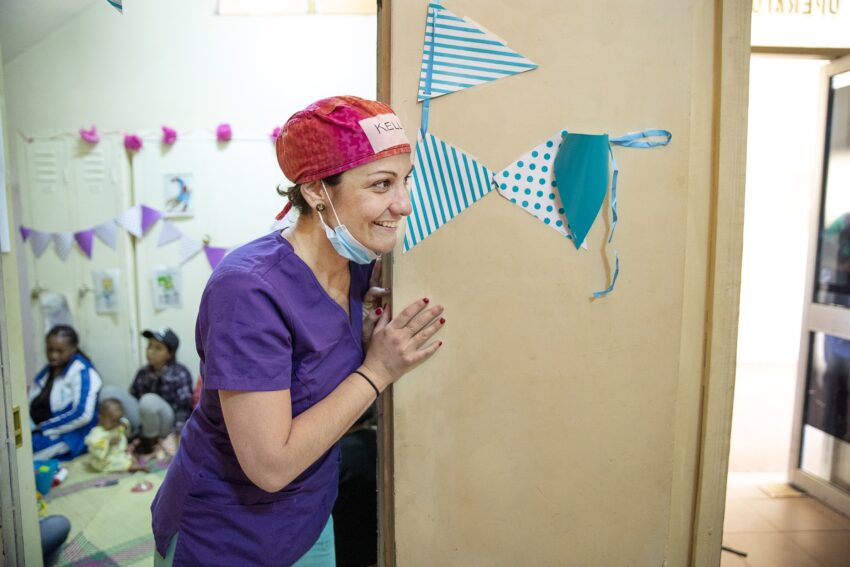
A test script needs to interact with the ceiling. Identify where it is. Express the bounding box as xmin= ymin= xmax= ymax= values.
xmin=0 ymin=0 xmax=98 ymax=64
